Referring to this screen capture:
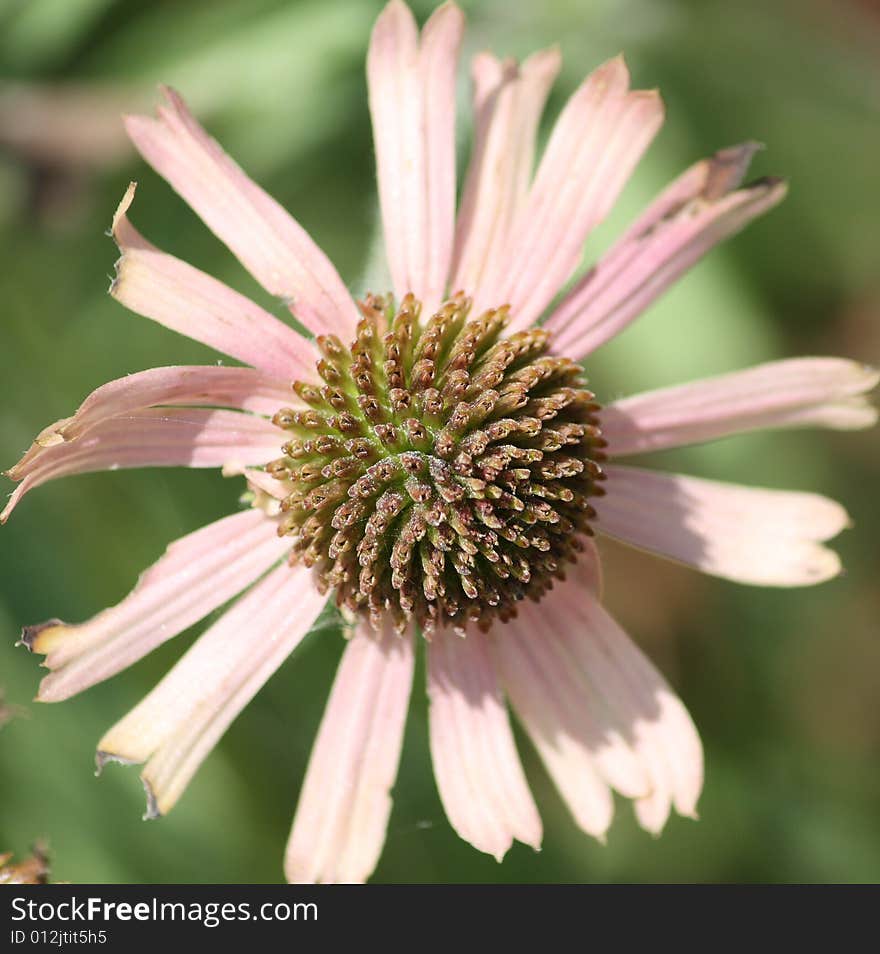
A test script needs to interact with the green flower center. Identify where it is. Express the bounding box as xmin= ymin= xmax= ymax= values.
xmin=268 ymin=293 xmax=605 ymax=636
